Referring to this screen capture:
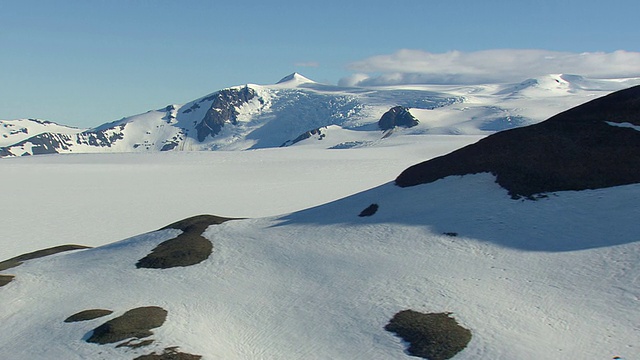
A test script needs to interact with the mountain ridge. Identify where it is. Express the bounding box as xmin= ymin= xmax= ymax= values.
xmin=2 ymin=73 xmax=639 ymax=157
